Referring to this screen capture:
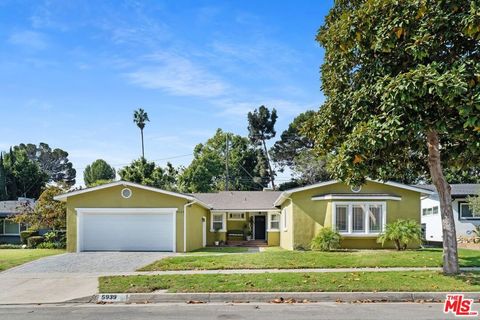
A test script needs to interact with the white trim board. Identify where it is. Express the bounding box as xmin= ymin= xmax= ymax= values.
xmin=312 ymin=195 xmax=401 ymax=201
